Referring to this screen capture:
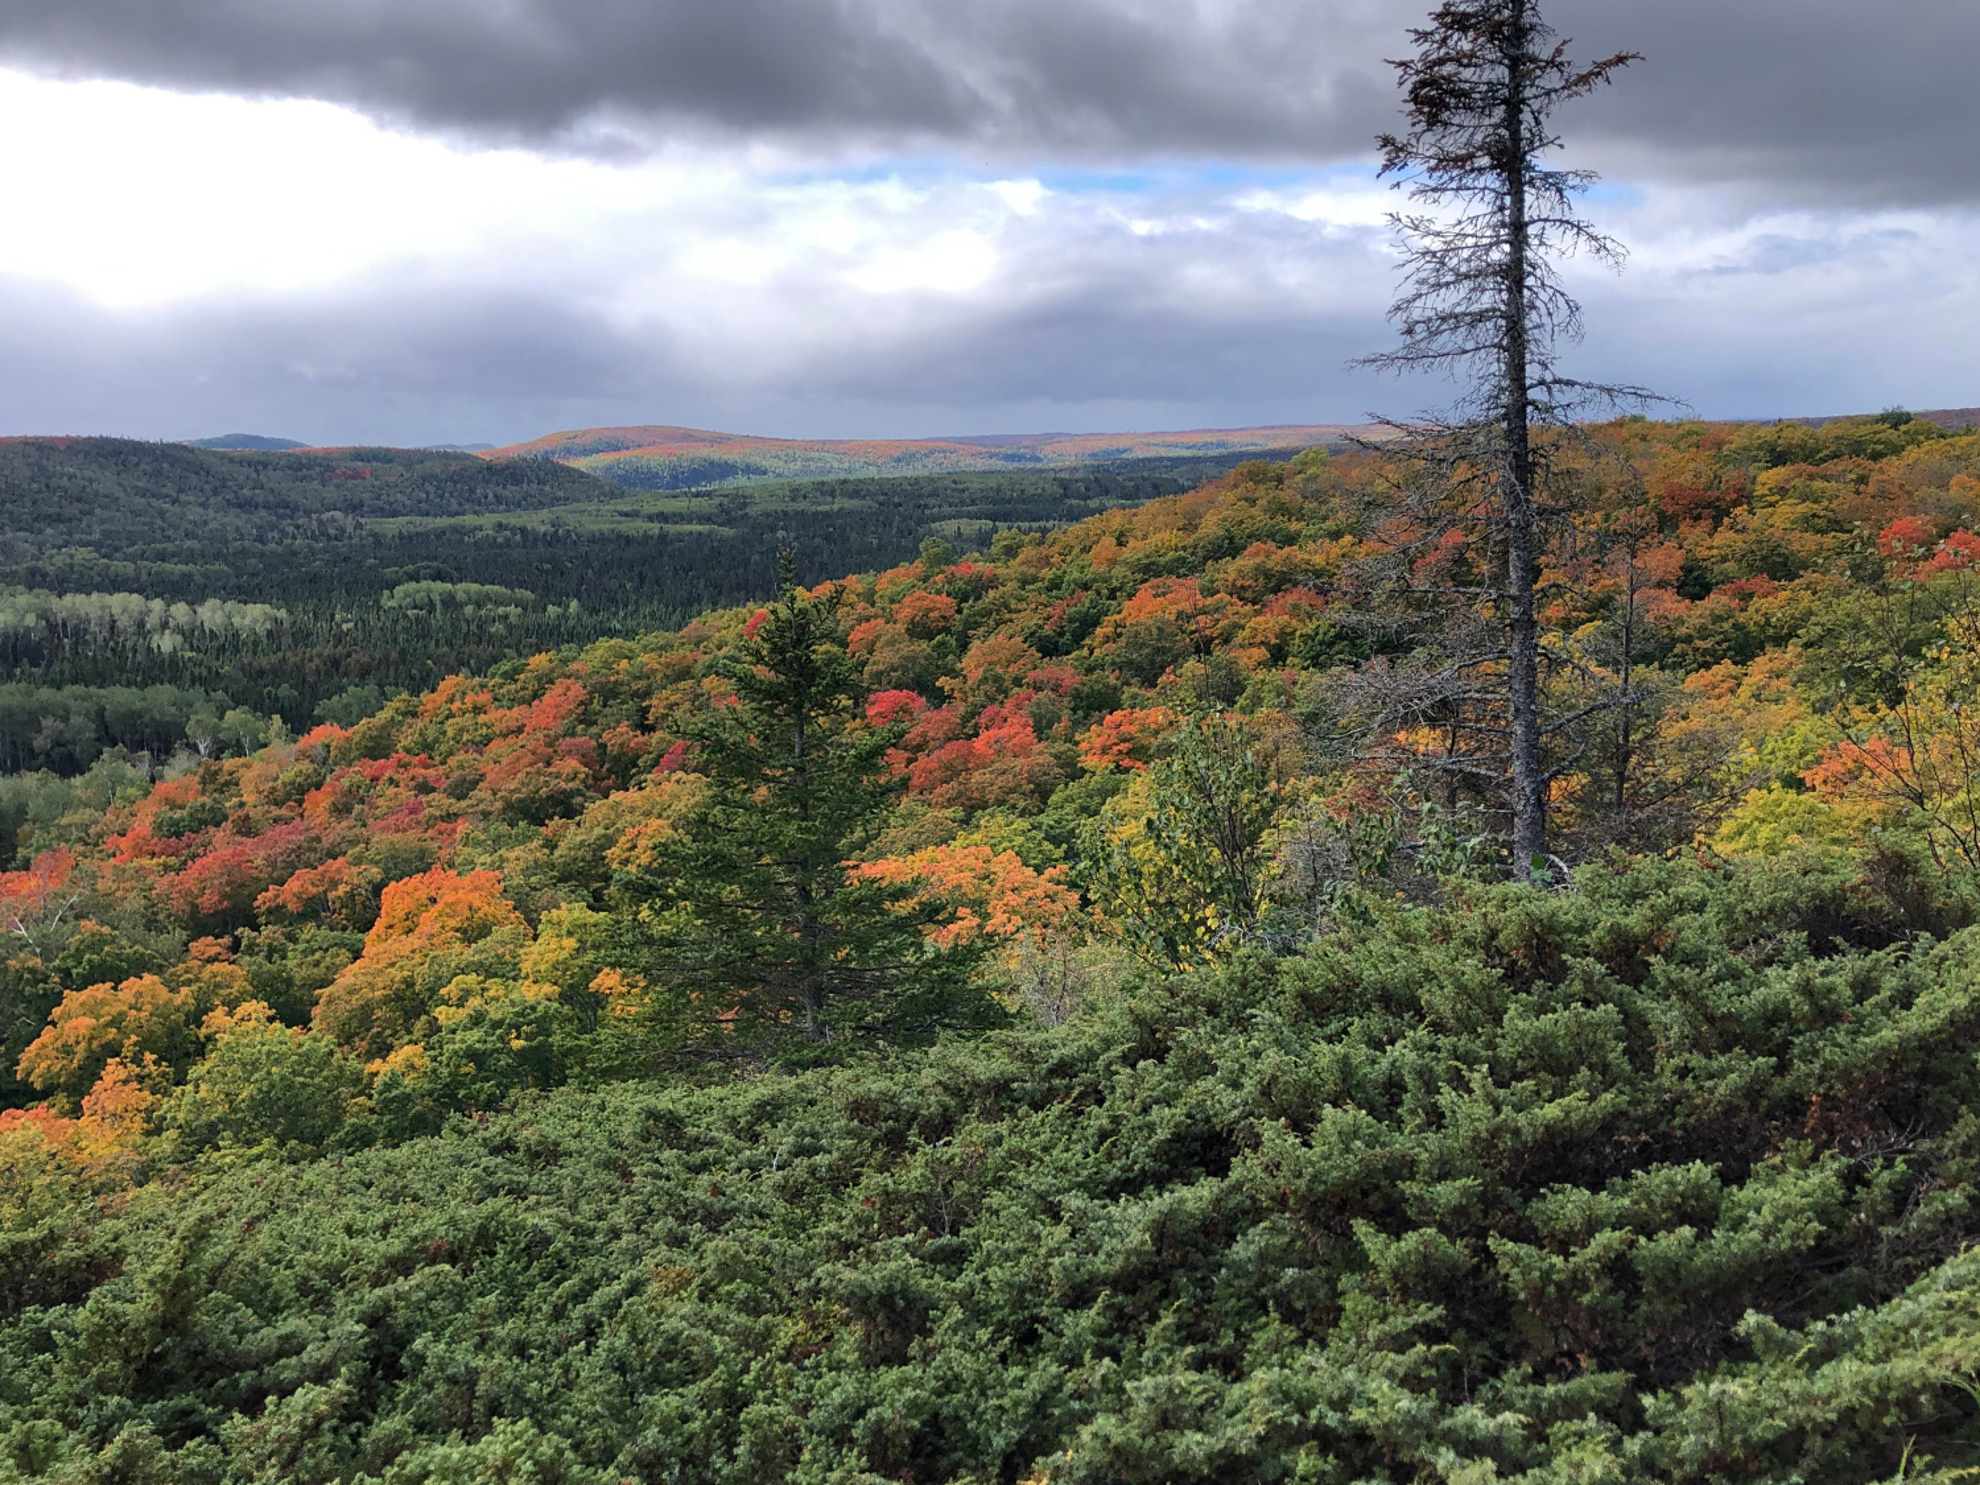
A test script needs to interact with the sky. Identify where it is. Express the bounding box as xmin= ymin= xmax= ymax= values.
xmin=0 ymin=0 xmax=1974 ymax=447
